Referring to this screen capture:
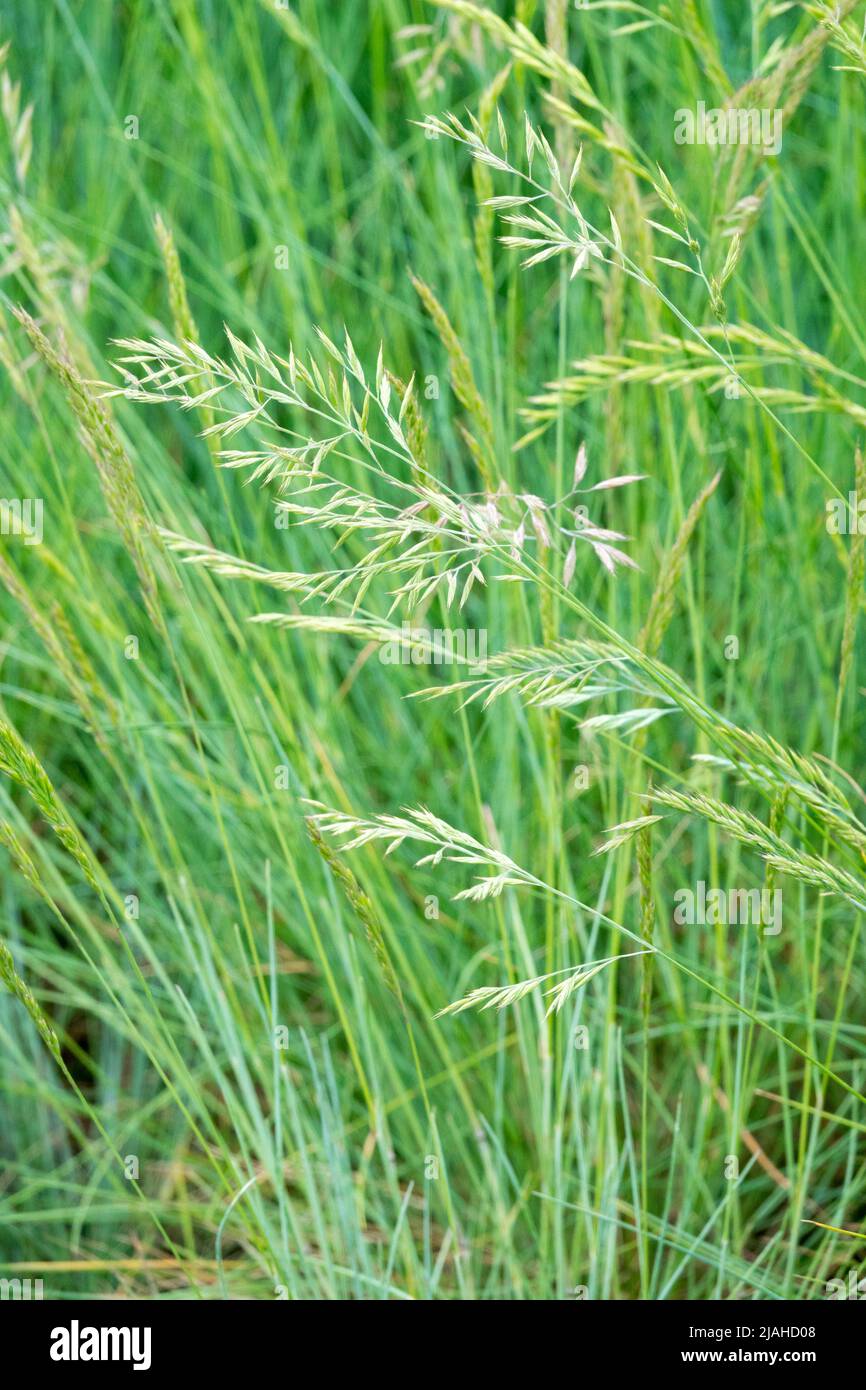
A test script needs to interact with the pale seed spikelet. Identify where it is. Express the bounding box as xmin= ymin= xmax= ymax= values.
xmin=472 ymin=63 xmax=512 ymax=300
xmin=677 ymin=0 xmax=731 ymax=97
xmin=436 ymin=953 xmax=646 ymax=1020
xmin=524 ymin=324 xmax=866 ymax=432
xmin=120 ymin=328 xmax=587 ymax=613
xmin=433 ymin=1 xmax=605 ymax=116
xmin=0 ymin=937 xmax=60 ymax=1062
xmin=0 ymin=718 xmax=101 ymax=894
xmin=652 ymin=785 xmax=866 ymax=915
xmin=0 ymin=305 xmax=26 ymax=395
xmin=154 ymin=211 xmax=220 ymax=451
xmin=637 ymin=817 xmax=655 ymax=948
xmin=716 ymin=2 xmax=858 ymax=222
xmin=0 ymin=819 xmax=54 ymax=910
xmin=13 ymin=308 xmax=166 ymax=634
xmin=454 ymin=418 xmax=495 ymax=490
xmin=8 ymin=206 xmax=62 ymax=336
xmin=50 ymin=600 xmax=105 ymax=701
xmin=0 ymin=47 xmax=34 ymax=187
xmin=810 ymin=1 xmax=866 ymax=77
xmin=307 ymin=801 xmax=532 ymax=904
xmin=0 ymin=550 xmax=112 ymax=748
xmin=154 ymin=211 xmax=200 ymax=347
xmin=593 ymin=814 xmax=666 ymax=857
xmin=386 ymin=370 xmax=429 ymax=477
xmin=6 ymin=204 xmax=98 ymax=380
xmin=306 ymin=818 xmax=402 ymax=1000
xmin=732 ymin=0 xmax=858 ymax=127
xmin=50 ymin=601 xmax=119 ymax=748
xmin=765 ymin=788 xmax=789 ymax=904
xmin=409 ymin=271 xmax=496 ymax=490
xmin=639 ymin=471 xmax=722 ymax=658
